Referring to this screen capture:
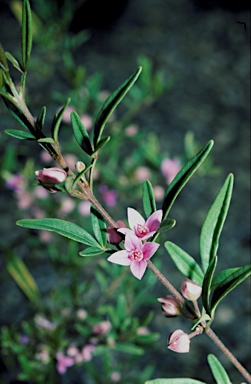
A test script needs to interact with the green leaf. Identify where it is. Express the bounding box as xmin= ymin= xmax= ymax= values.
xmin=91 ymin=206 xmax=107 ymax=247
xmin=207 ymin=354 xmax=231 ymax=384
xmin=115 ymin=343 xmax=144 ymax=356
xmin=162 ymin=140 xmax=214 ymax=219
xmin=71 ymin=111 xmax=93 ymax=155
xmin=145 ymin=379 xmax=206 ymax=384
xmin=200 ymin=174 xmax=234 ymax=273
xmin=5 ymin=51 xmax=23 ymax=73
xmin=79 ymin=247 xmax=105 ymax=257
xmin=5 ymin=252 xmax=41 ymax=305
xmin=22 ymin=0 xmax=32 ymax=69
xmin=191 ymin=313 xmax=211 ymax=330
xmin=93 ymin=67 xmax=142 ymax=148
xmin=37 ymin=137 xmax=55 ymax=143
xmin=36 ymin=106 xmax=46 ymax=129
xmin=71 ymin=165 xmax=93 ymax=189
xmin=16 ymin=218 xmax=100 ymax=247
xmin=211 ymin=264 xmax=251 ymax=316
xmin=158 ymin=219 xmax=176 ymax=233
xmin=0 ymin=43 xmax=9 ymax=73
xmin=165 ymin=241 xmax=204 ymax=285
xmin=202 ymin=256 xmax=217 ymax=316
xmin=92 ymin=136 xmax=110 ymax=155
xmin=5 ymin=129 xmax=35 ymax=140
xmin=51 ymin=98 xmax=70 ymax=142
xmin=142 ymin=180 xmax=156 ymax=217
